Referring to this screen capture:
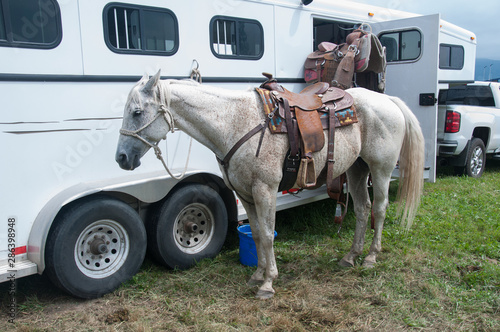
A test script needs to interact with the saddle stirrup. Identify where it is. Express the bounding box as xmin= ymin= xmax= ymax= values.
xmin=297 ymin=157 xmax=317 ymax=188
